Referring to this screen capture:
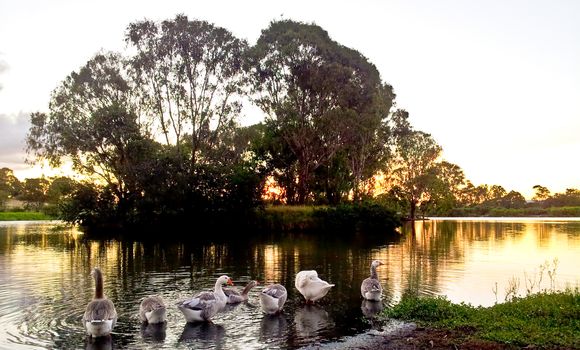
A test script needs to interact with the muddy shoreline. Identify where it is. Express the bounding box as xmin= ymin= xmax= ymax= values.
xmin=300 ymin=320 xmax=529 ymax=350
